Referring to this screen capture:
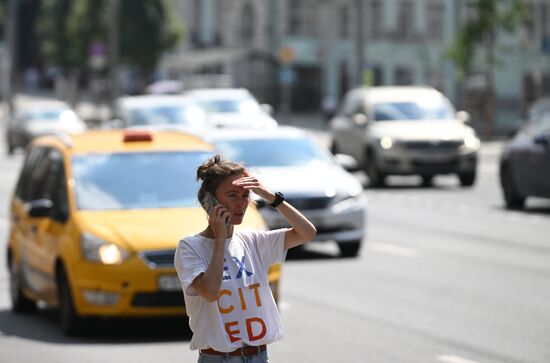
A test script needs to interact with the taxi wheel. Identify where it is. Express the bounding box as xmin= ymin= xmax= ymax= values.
xmin=9 ymin=259 xmax=37 ymax=313
xmin=338 ymin=240 xmax=361 ymax=258
xmin=57 ymin=267 xmax=86 ymax=335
